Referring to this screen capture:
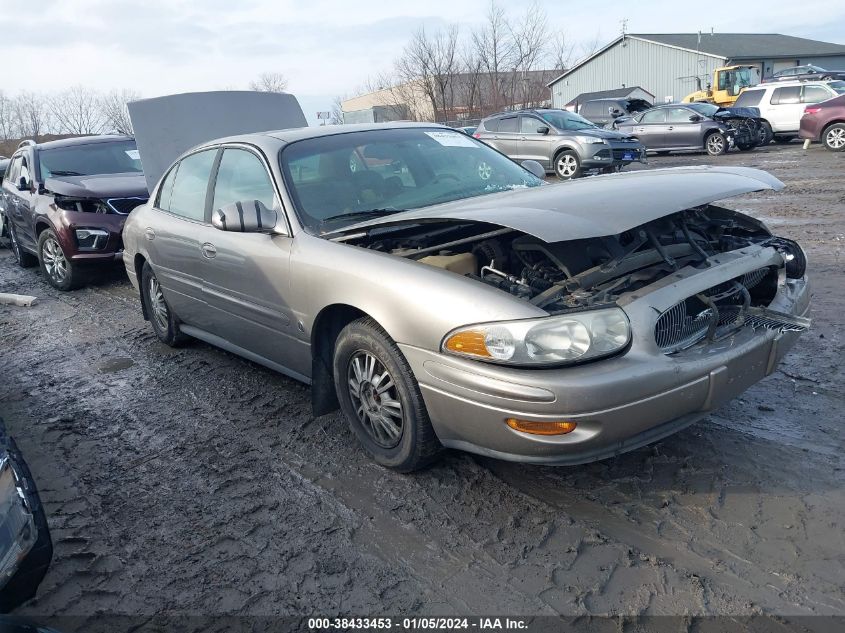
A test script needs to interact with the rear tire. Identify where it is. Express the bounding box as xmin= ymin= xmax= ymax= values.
xmin=333 ymin=317 xmax=442 ymax=472
xmin=554 ymin=150 xmax=581 ymax=180
xmin=140 ymin=262 xmax=186 ymax=346
xmin=8 ymin=222 xmax=38 ymax=268
xmin=705 ymin=131 xmax=728 ymax=156
xmin=38 ymin=229 xmax=81 ymax=290
xmin=822 ymin=123 xmax=845 ymax=151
